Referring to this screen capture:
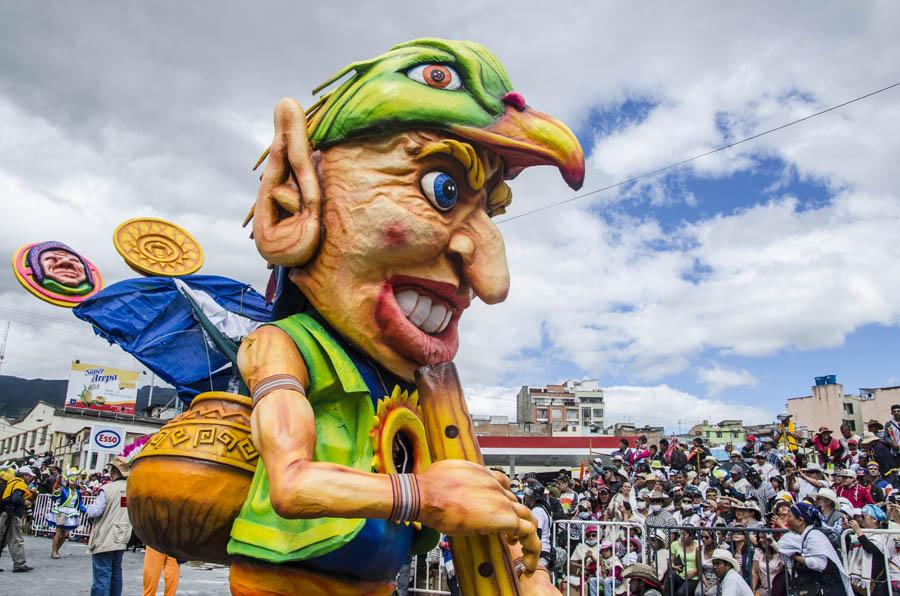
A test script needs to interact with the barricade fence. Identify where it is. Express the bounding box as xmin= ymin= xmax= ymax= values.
xmin=552 ymin=519 xmax=645 ymax=596
xmin=28 ymin=492 xmax=96 ymax=539
xmin=408 ymin=544 xmax=452 ymax=595
xmin=645 ymin=524 xmax=788 ymax=596
xmin=839 ymin=528 xmax=900 ymax=596
xmin=24 ymin=494 xmax=900 ymax=596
